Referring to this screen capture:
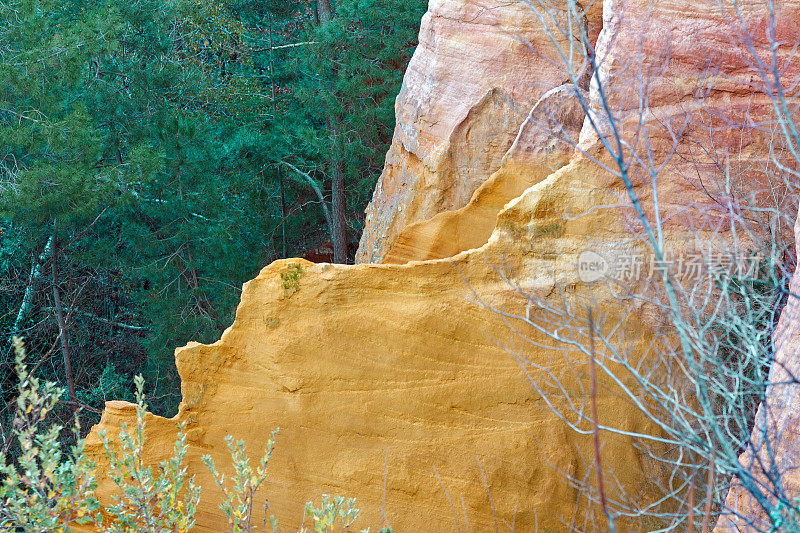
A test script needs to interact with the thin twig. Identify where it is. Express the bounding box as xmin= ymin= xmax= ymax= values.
xmin=381 ymin=448 xmax=390 ymax=529
xmin=461 ymin=496 xmax=471 ymax=533
xmin=59 ymin=205 xmax=110 ymax=254
xmin=688 ymin=472 xmax=696 ymax=533
xmin=250 ymin=41 xmax=318 ymax=52
xmin=701 ymin=452 xmax=715 ymax=533
xmin=433 ymin=466 xmax=461 ymax=533
xmin=588 ymin=308 xmax=615 ymax=532
xmin=40 ymin=307 xmax=147 ymax=331
xmin=476 ymin=457 xmax=499 ymax=533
